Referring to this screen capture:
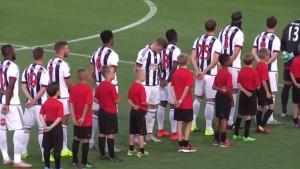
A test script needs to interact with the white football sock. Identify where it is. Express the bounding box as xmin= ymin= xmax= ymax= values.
xmin=228 ymin=94 xmax=237 ymax=125
xmin=146 ymin=109 xmax=156 ymax=133
xmin=192 ymin=99 xmax=201 ymax=126
xmin=38 ymin=128 xmax=43 ymax=155
xmin=169 ymin=109 xmax=177 ymax=133
xmin=268 ymin=97 xmax=276 ymax=121
xmin=157 ymin=106 xmax=165 ymax=130
xmin=62 ymin=125 xmax=68 ymax=152
xmin=0 ymin=129 xmax=9 ymax=161
xmin=13 ymin=130 xmax=24 ymax=164
xmin=205 ymin=102 xmax=214 ymax=131
xmin=22 ymin=127 xmax=30 ymax=154
xmin=90 ymin=115 xmax=98 ymax=145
